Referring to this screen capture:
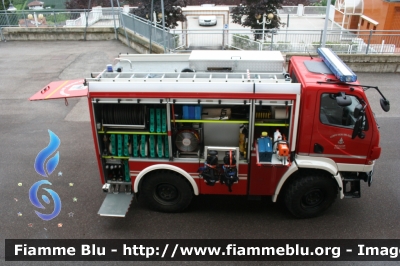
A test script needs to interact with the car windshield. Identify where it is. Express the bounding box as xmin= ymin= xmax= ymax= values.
xmin=200 ymin=16 xmax=216 ymax=20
